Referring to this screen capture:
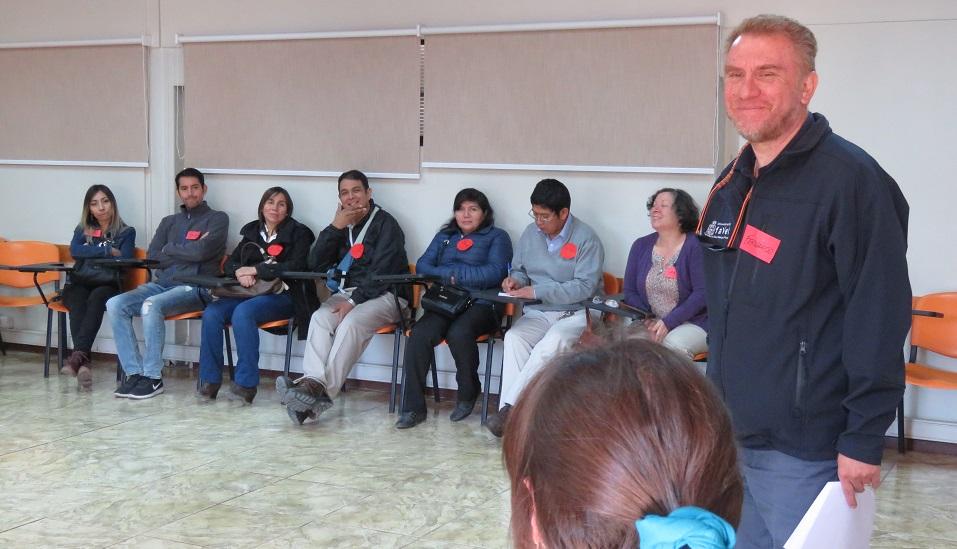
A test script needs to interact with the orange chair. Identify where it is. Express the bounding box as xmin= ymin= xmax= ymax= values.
xmin=897 ymin=292 xmax=957 ymax=453
xmin=0 ymin=241 xmax=61 ymax=374
xmin=603 ymin=271 xmax=621 ymax=294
